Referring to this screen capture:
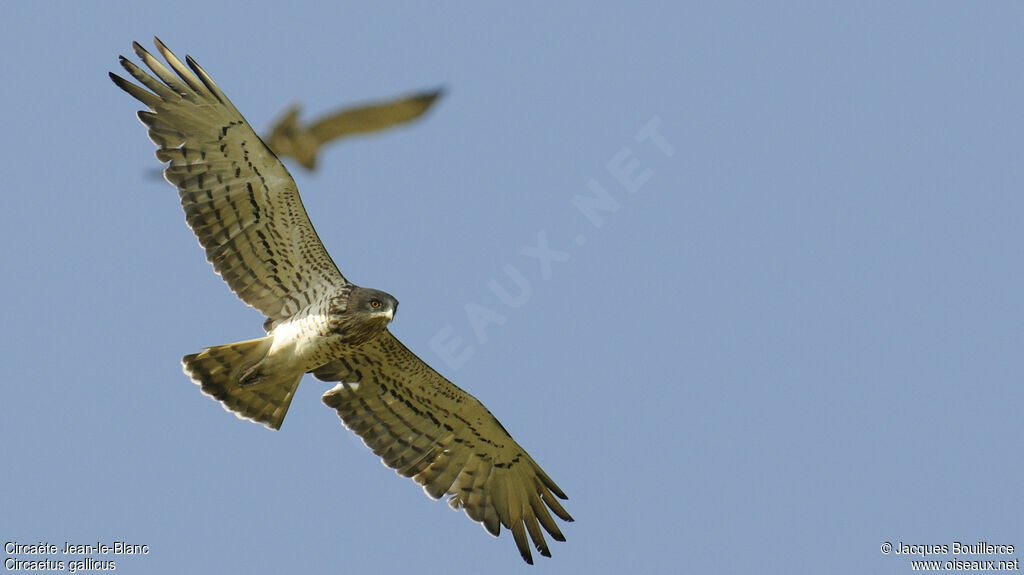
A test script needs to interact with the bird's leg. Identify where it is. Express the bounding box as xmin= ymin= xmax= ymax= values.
xmin=238 ymin=363 xmax=267 ymax=387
